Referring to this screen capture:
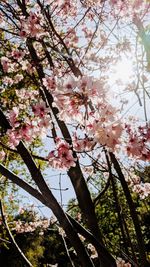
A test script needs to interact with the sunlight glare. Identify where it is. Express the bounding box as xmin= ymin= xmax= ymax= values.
xmin=110 ymin=56 xmax=134 ymax=84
